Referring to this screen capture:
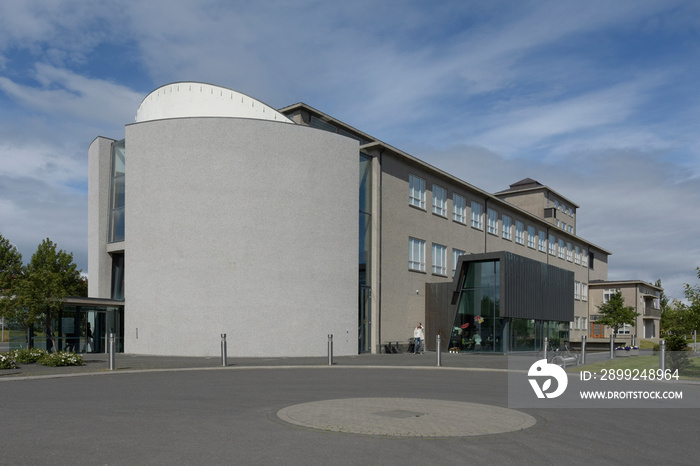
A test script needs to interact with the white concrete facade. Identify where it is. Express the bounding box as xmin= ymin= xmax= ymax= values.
xmin=89 ymin=83 xmax=359 ymax=357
